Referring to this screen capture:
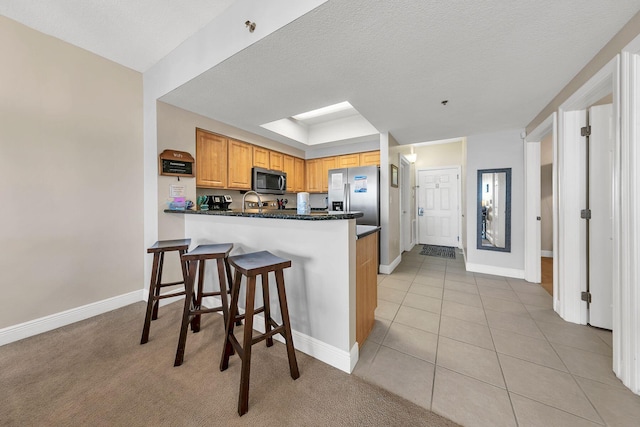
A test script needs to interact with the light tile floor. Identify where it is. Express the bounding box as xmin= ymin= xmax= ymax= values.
xmin=353 ymin=246 xmax=640 ymax=427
